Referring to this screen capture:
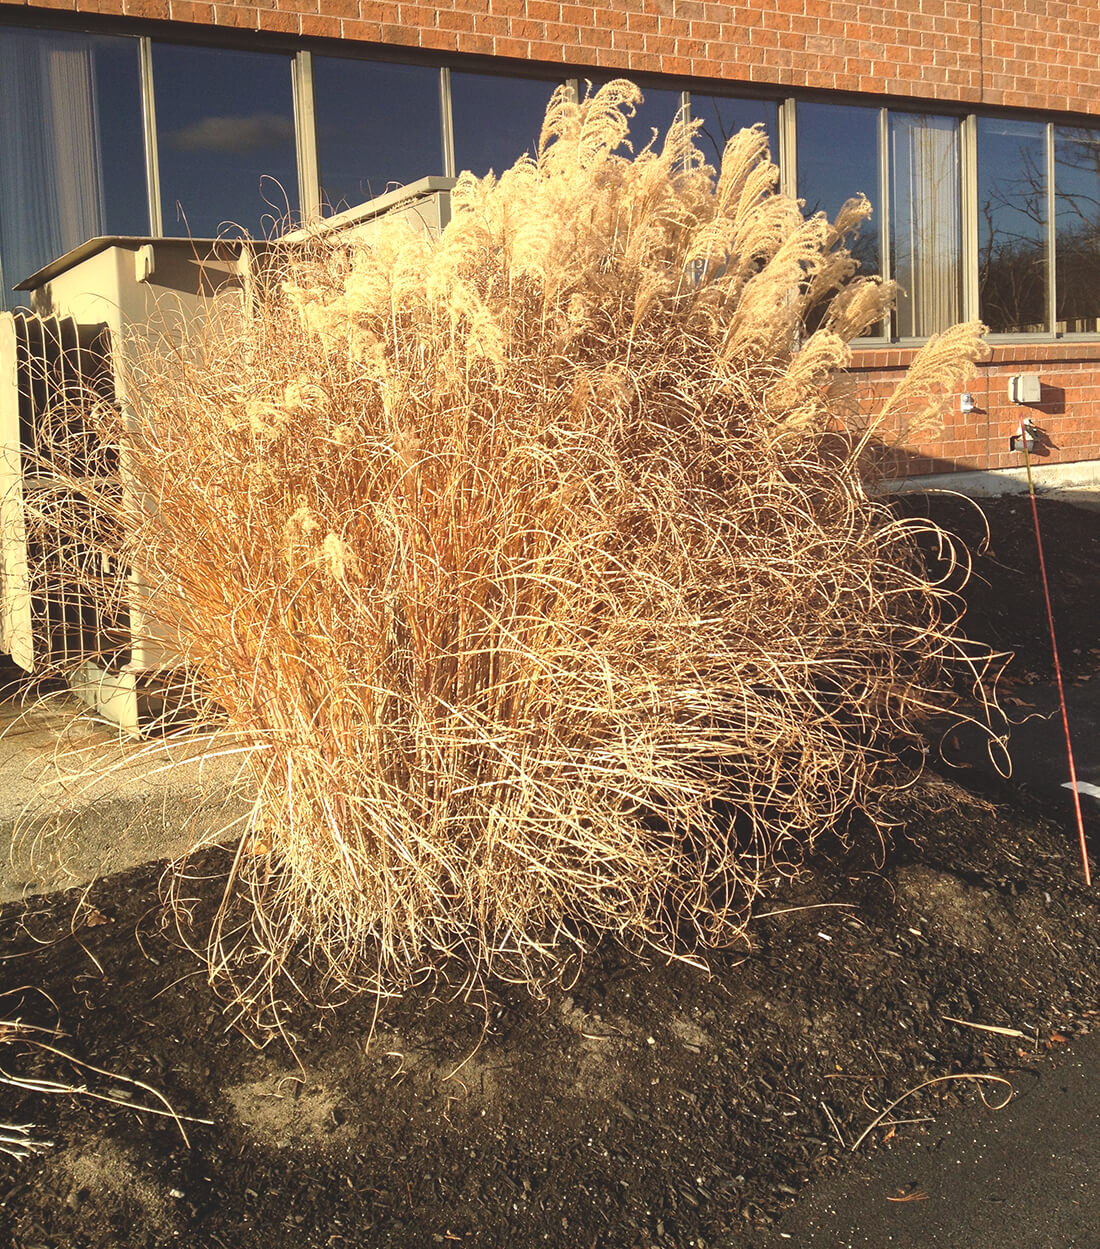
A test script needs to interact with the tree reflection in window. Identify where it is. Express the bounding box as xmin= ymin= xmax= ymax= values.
xmin=1055 ymin=126 xmax=1100 ymax=334
xmin=977 ymin=118 xmax=1048 ymax=334
xmin=690 ymin=93 xmax=778 ymax=174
